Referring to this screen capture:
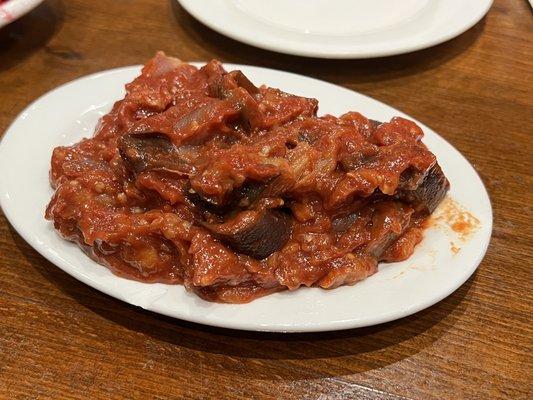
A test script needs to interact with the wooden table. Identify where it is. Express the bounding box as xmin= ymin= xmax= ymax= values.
xmin=0 ymin=1 xmax=531 ymax=398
